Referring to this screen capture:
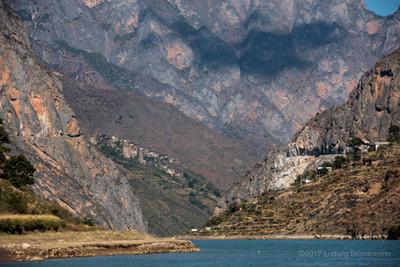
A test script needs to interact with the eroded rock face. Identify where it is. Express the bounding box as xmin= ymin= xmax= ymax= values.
xmin=166 ymin=43 xmax=193 ymax=70
xmin=222 ymin=150 xmax=337 ymax=205
xmin=7 ymin=0 xmax=400 ymax=147
xmin=83 ymin=0 xmax=104 ymax=8
xmin=223 ymin=48 xmax=400 ymax=206
xmin=289 ymin=49 xmax=400 ymax=156
xmin=0 ymin=1 xmax=147 ymax=231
